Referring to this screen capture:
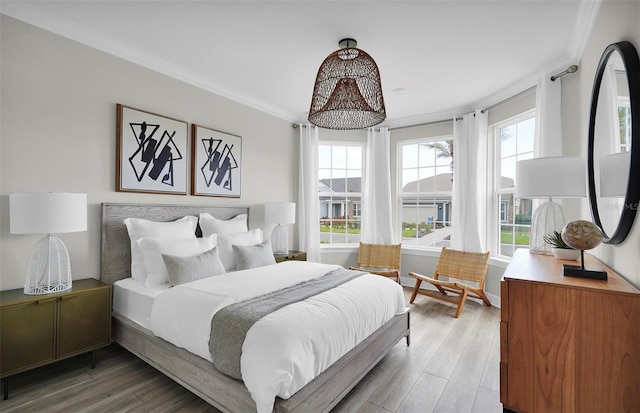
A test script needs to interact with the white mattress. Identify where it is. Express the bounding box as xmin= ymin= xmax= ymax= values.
xmin=112 ymin=278 xmax=169 ymax=329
